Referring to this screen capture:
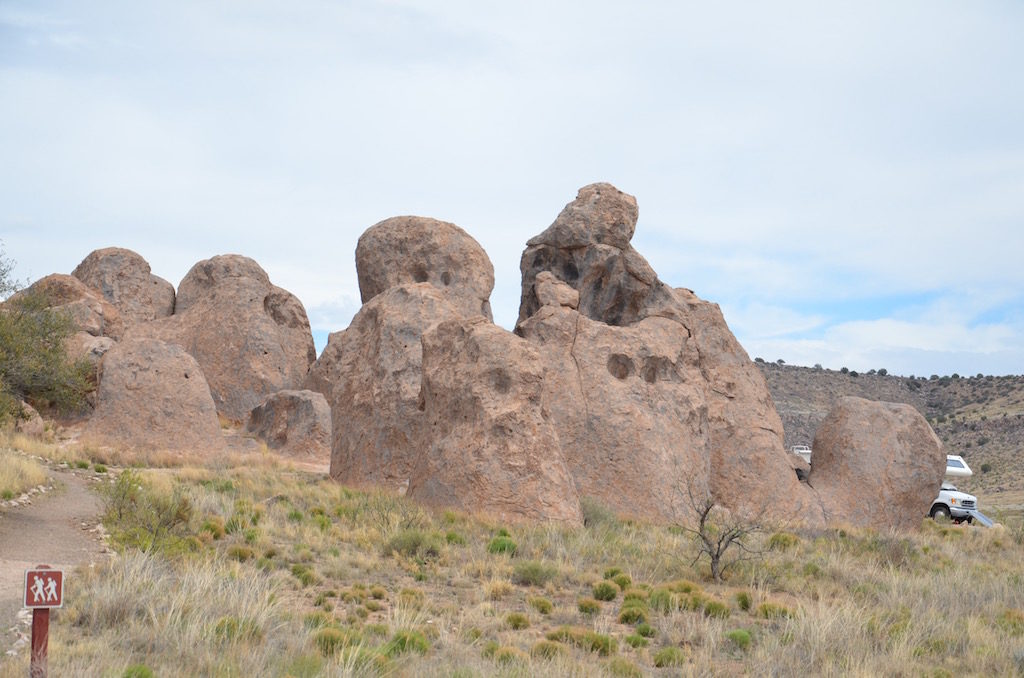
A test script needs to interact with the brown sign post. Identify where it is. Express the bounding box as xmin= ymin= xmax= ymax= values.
xmin=24 ymin=565 xmax=63 ymax=678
